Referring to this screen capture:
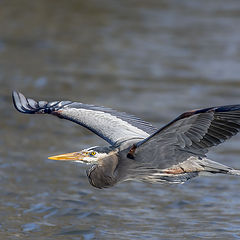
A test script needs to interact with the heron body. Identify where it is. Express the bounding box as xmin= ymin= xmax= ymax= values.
xmin=13 ymin=91 xmax=240 ymax=189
